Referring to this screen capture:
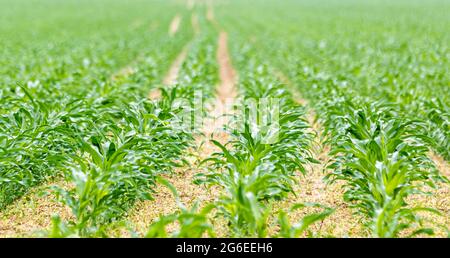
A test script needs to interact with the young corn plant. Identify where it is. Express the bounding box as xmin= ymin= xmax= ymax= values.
xmin=326 ymin=103 xmax=448 ymax=237
xmin=420 ymin=98 xmax=449 ymax=160
xmin=145 ymin=203 xmax=216 ymax=238
xmin=275 ymin=203 xmax=334 ymax=238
